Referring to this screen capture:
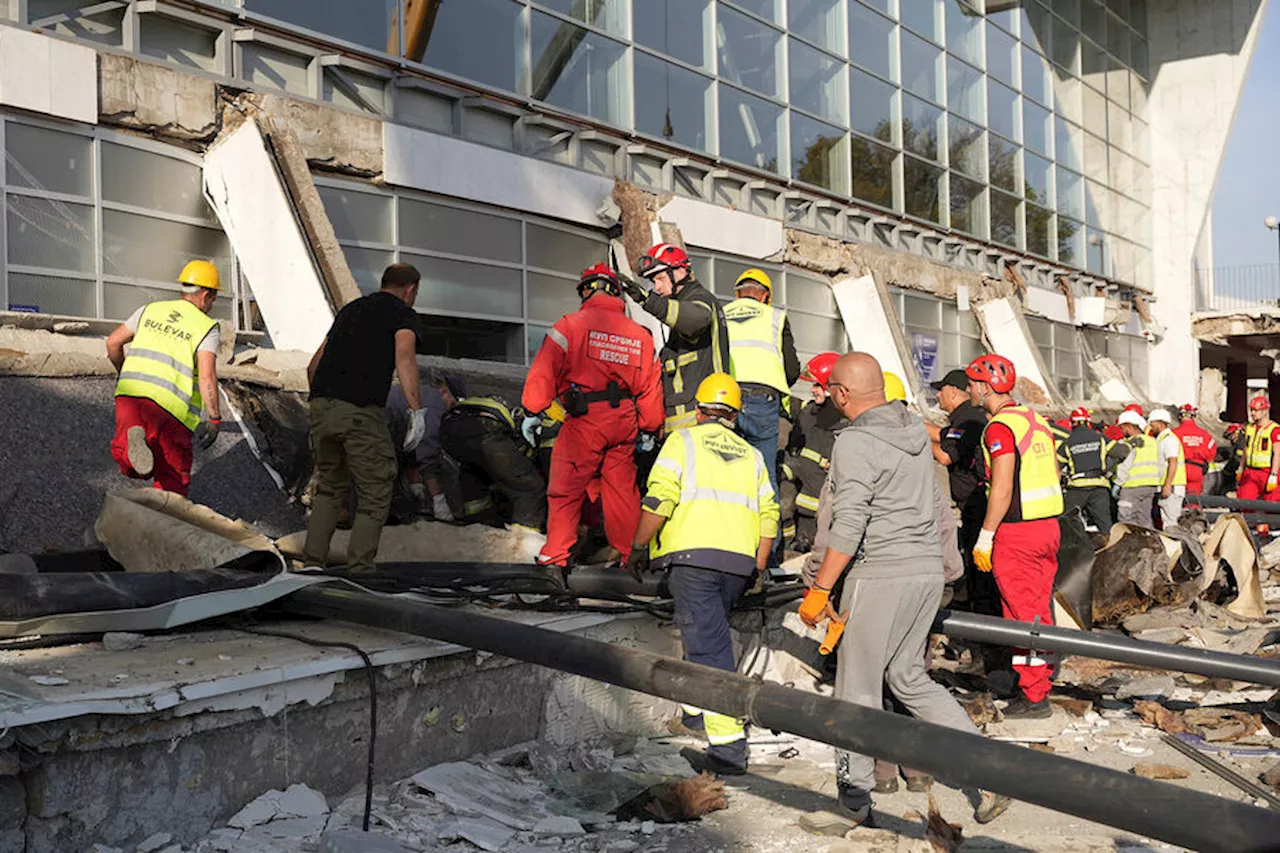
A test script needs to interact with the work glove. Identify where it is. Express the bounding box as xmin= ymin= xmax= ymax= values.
xmin=619 ymin=274 xmax=648 ymax=304
xmin=194 ymin=419 xmax=220 ymax=451
xmin=626 ymin=546 xmax=650 ymax=582
xmin=408 ymin=482 xmax=428 ymax=507
xmin=521 ymin=415 xmax=541 ymax=447
xmin=1269 ymin=473 xmax=1279 ymax=494
xmin=432 ymin=493 xmax=454 ymax=523
xmin=636 ymin=432 xmax=657 ymax=454
xmin=403 ymin=408 xmax=426 ymax=452
xmin=973 ymin=528 xmax=995 ymax=574
xmin=1111 ymin=483 xmax=1121 ymax=500
xmin=798 ymin=586 xmax=831 ymax=628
